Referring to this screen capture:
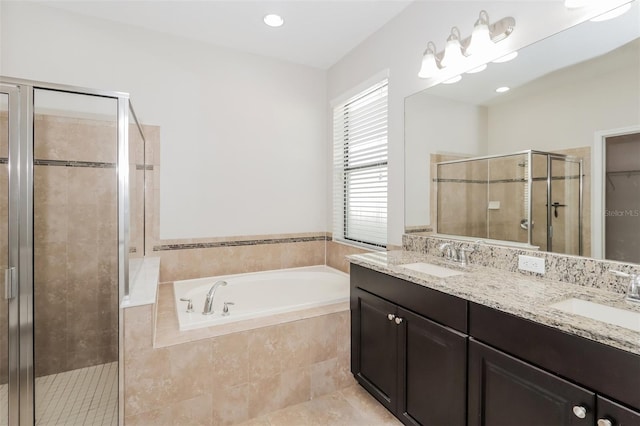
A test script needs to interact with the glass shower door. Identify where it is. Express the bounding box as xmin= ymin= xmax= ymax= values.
xmin=549 ymin=157 xmax=582 ymax=255
xmin=33 ymin=88 xmax=119 ymax=426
